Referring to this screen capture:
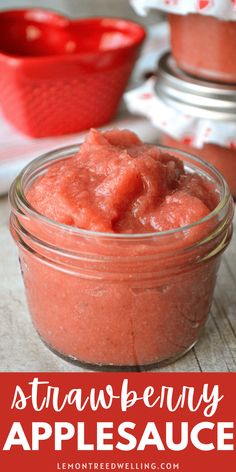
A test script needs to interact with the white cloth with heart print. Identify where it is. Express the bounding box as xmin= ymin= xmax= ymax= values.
xmin=125 ymin=78 xmax=236 ymax=149
xmin=130 ymin=0 xmax=236 ymax=20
